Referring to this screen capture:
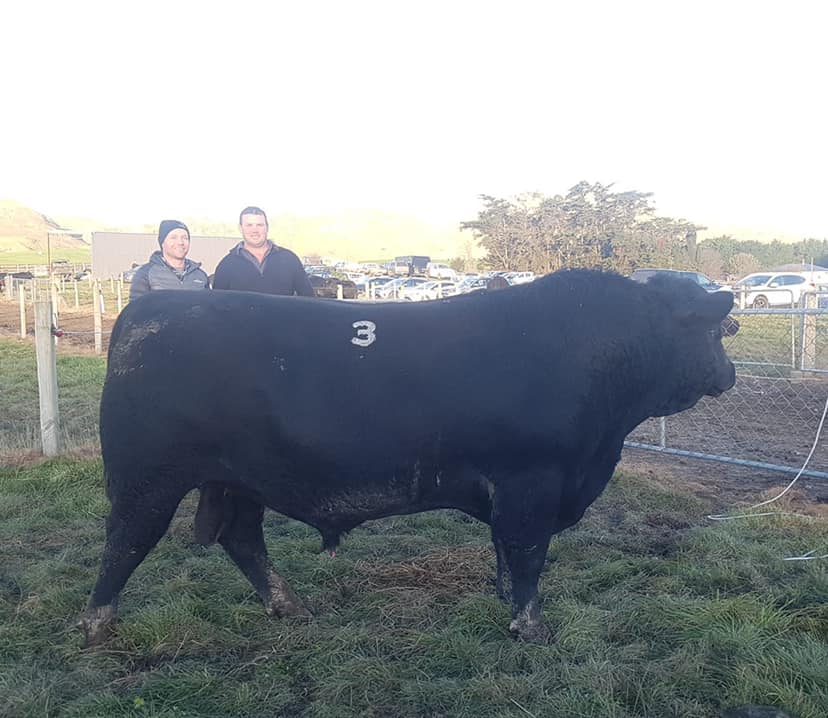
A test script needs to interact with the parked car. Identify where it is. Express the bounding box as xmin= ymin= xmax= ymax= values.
xmin=630 ymin=268 xmax=721 ymax=292
xmin=457 ymin=277 xmax=489 ymax=293
xmin=356 ymin=276 xmax=394 ymax=297
xmin=401 ymin=280 xmax=459 ymax=301
xmin=504 ymin=271 xmax=536 ymax=285
xmin=308 ymin=274 xmax=357 ymax=299
xmin=724 ymin=272 xmax=818 ymax=308
xmin=376 ymin=277 xmax=428 ymax=299
xmin=426 ymin=262 xmax=458 ymax=280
